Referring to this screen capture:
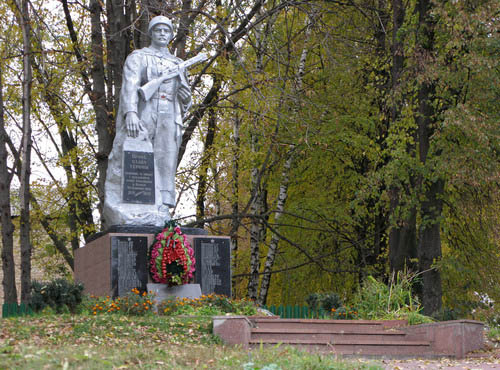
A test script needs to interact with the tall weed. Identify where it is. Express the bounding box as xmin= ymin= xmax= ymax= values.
xmin=352 ymin=271 xmax=433 ymax=324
